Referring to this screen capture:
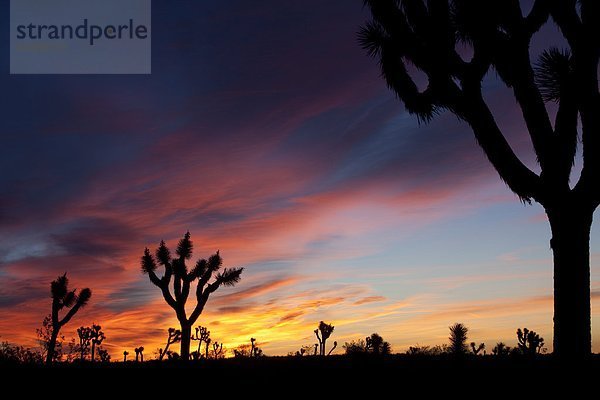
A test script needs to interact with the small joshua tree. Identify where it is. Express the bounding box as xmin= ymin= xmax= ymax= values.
xmin=449 ymin=323 xmax=469 ymax=356
xmin=314 ymin=321 xmax=335 ymax=356
xmin=123 ymin=351 xmax=129 ymax=362
xmin=470 ymin=342 xmax=485 ymax=356
xmin=45 ymin=273 xmax=92 ymax=365
xmin=89 ymin=324 xmax=105 ymax=363
xmin=517 ymin=328 xmax=545 ymax=356
xmin=212 ymin=341 xmax=224 ymax=359
xmin=191 ymin=326 xmax=211 ymax=359
xmin=492 ymin=342 xmax=511 ymax=357
xmin=97 ymin=347 xmax=110 ymax=363
xmin=134 ymin=346 xmax=144 ymax=362
xmin=159 ymin=328 xmax=181 ymax=361
xmin=141 ymin=232 xmax=243 ymax=360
